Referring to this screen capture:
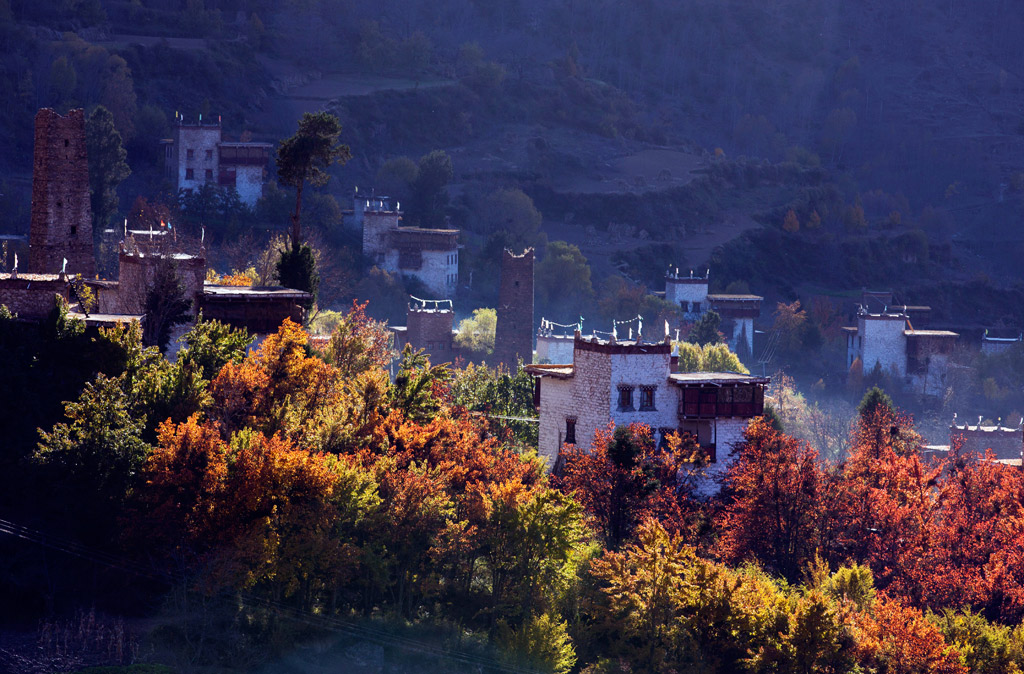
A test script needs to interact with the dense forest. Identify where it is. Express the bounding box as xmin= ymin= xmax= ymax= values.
xmin=3 ymin=305 xmax=1024 ymax=672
